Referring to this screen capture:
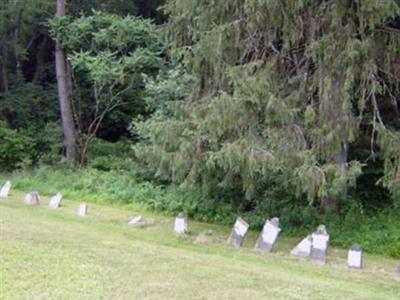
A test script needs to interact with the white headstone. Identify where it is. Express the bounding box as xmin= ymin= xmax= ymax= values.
xmin=291 ymin=235 xmax=312 ymax=257
xmin=48 ymin=193 xmax=63 ymax=209
xmin=347 ymin=244 xmax=363 ymax=269
xmin=312 ymin=233 xmax=329 ymax=250
xmin=78 ymin=203 xmax=88 ymax=217
xmin=24 ymin=192 xmax=40 ymax=205
xmin=174 ymin=213 xmax=188 ymax=235
xmin=0 ymin=181 xmax=11 ymax=198
xmin=395 ymin=265 xmax=400 ymax=277
xmin=227 ymin=217 xmax=249 ymax=247
xmin=310 ymin=225 xmax=330 ymax=264
xmin=128 ymin=216 xmax=143 ymax=225
xmin=255 ymin=217 xmax=281 ymax=253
